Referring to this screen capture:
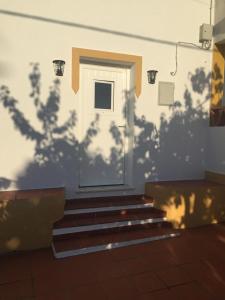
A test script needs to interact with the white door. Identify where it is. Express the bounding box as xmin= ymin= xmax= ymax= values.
xmin=79 ymin=63 xmax=130 ymax=187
